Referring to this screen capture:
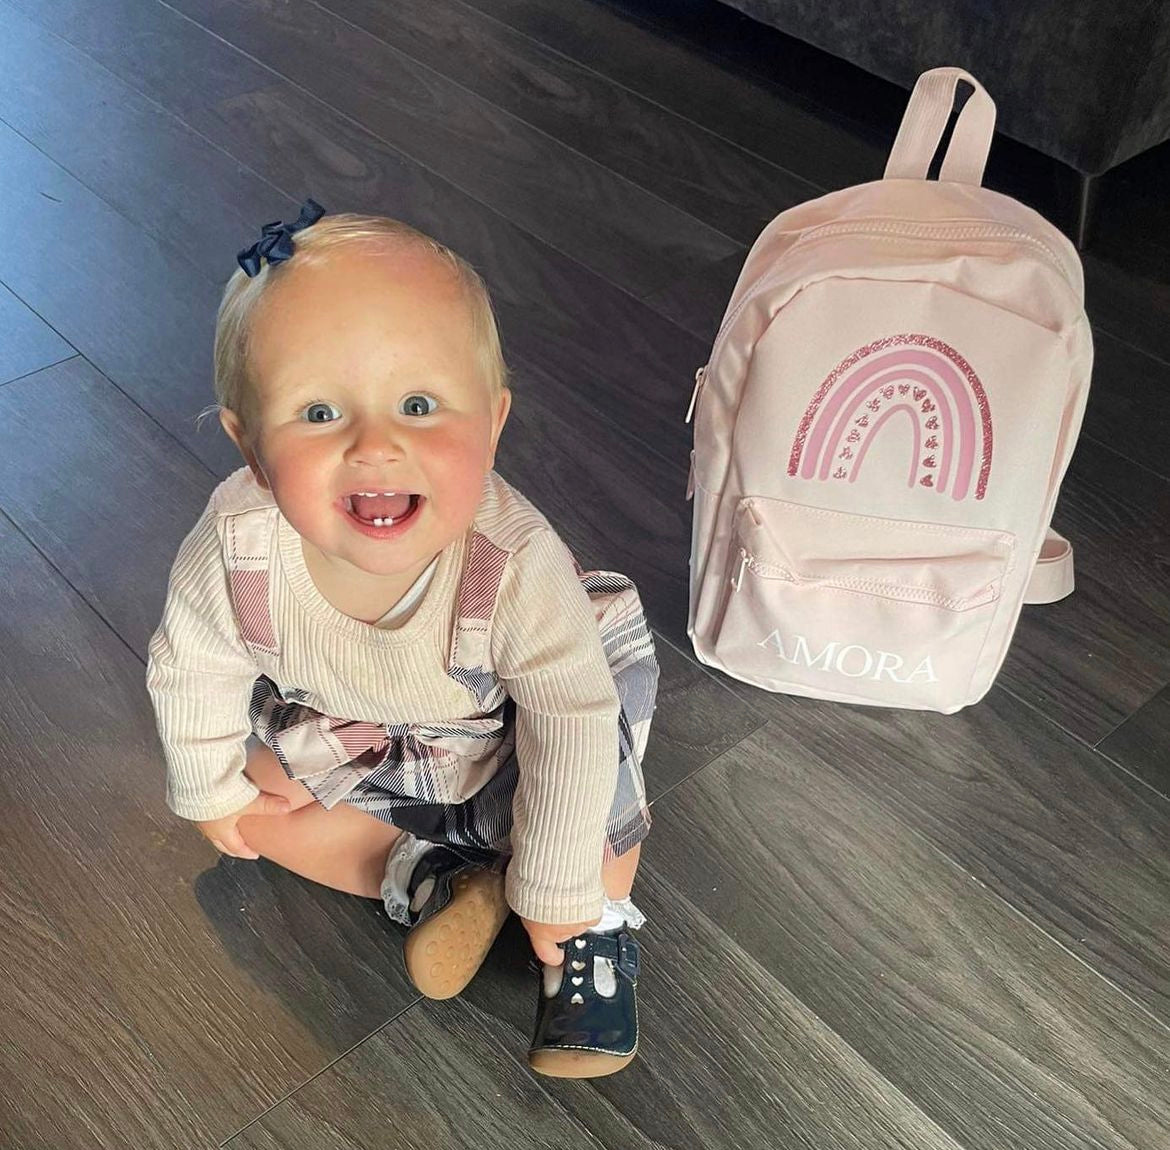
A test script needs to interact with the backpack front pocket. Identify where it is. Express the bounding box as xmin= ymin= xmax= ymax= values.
xmin=712 ymin=497 xmax=1016 ymax=710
